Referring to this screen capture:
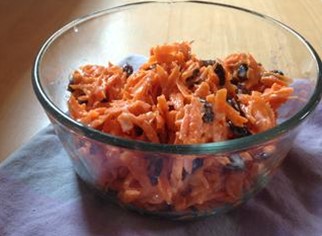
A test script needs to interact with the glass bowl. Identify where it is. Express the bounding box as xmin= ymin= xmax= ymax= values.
xmin=32 ymin=1 xmax=322 ymax=220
